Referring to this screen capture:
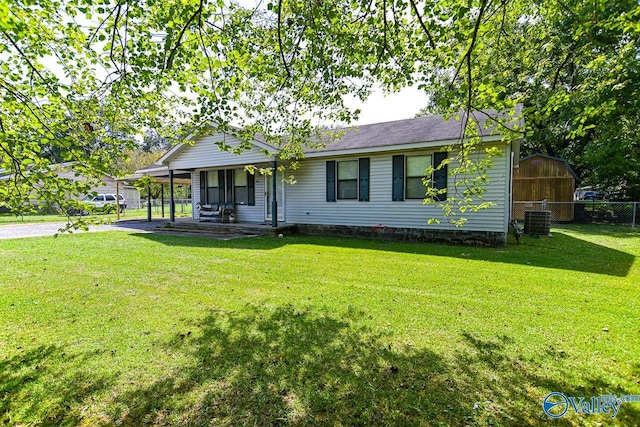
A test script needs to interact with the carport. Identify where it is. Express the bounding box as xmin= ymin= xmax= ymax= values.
xmin=119 ymin=164 xmax=191 ymax=222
